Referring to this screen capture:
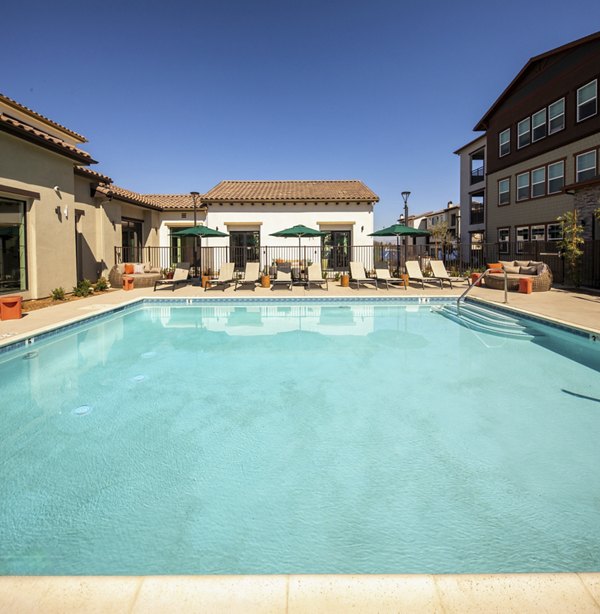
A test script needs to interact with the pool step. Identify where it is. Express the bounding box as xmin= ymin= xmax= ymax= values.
xmin=433 ymin=303 xmax=538 ymax=339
